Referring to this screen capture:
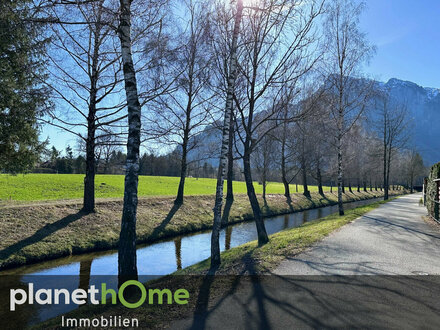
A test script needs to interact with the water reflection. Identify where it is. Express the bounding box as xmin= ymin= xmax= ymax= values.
xmin=79 ymin=260 xmax=91 ymax=291
xmin=317 ymin=208 xmax=323 ymax=219
xmin=303 ymin=210 xmax=309 ymax=224
xmin=283 ymin=215 xmax=289 ymax=229
xmin=174 ymin=238 xmax=182 ymax=270
xmin=225 ymin=226 xmax=233 ymax=250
